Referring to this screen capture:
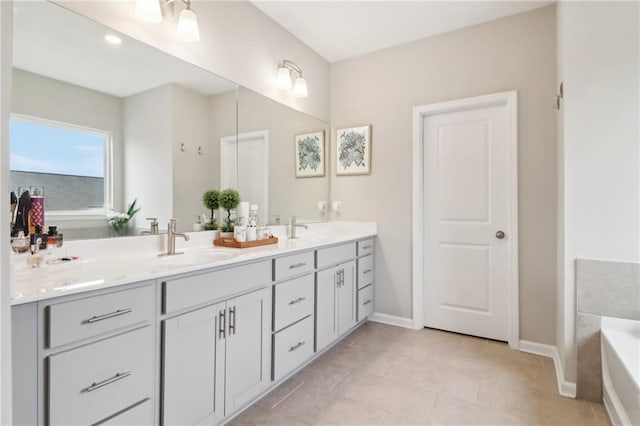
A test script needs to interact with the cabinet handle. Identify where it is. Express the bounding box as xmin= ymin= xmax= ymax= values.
xmin=85 ymin=371 xmax=131 ymax=392
xmin=340 ymin=269 xmax=345 ymax=287
xmin=363 ymin=269 xmax=373 ymax=274
xmin=289 ymin=262 xmax=306 ymax=270
xmin=362 ymin=245 xmax=372 ymax=250
xmin=363 ymin=299 xmax=373 ymax=306
xmin=219 ymin=310 xmax=226 ymax=339
xmin=288 ymin=297 xmax=306 ymax=305
xmin=229 ymin=306 xmax=236 ymax=335
xmin=288 ymin=341 xmax=306 ymax=352
xmin=86 ymin=308 xmax=132 ymax=324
